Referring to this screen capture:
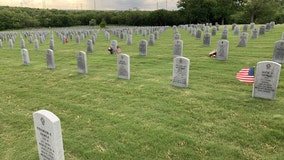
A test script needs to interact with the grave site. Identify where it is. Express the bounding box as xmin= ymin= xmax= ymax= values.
xmin=1 ymin=23 xmax=284 ymax=159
